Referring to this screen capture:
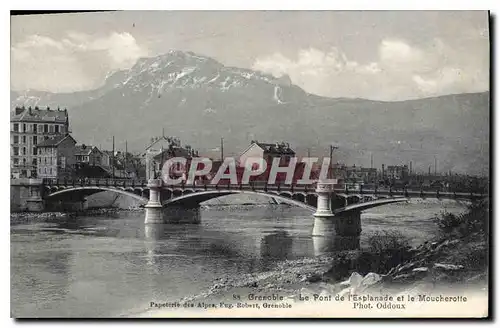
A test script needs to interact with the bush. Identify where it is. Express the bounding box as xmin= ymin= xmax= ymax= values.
xmin=435 ymin=211 xmax=464 ymax=234
xmin=355 ymin=230 xmax=413 ymax=275
xmin=367 ymin=230 xmax=410 ymax=253
xmin=434 ymin=198 xmax=489 ymax=237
